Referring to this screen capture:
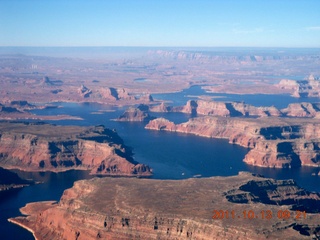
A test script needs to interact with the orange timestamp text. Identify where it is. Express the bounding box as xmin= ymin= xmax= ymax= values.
xmin=212 ymin=209 xmax=306 ymax=220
